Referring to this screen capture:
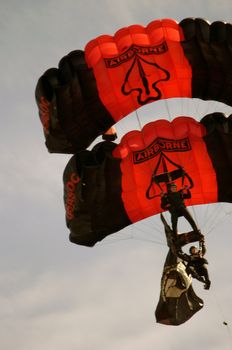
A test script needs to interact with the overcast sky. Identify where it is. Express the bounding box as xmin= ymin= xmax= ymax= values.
xmin=1 ymin=1 xmax=232 ymax=349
